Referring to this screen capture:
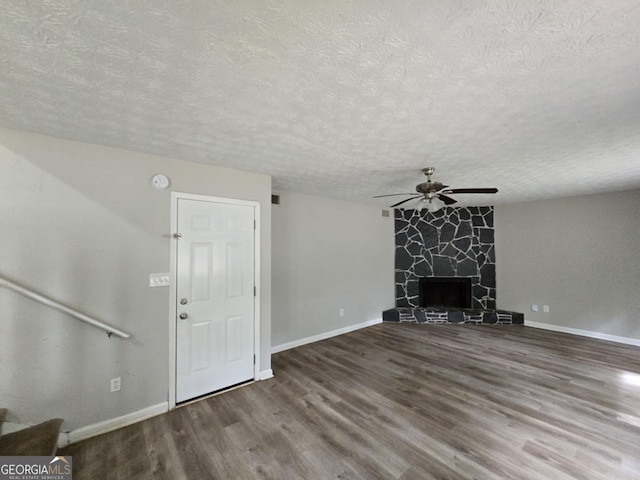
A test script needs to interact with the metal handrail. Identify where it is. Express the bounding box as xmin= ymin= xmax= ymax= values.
xmin=0 ymin=275 xmax=131 ymax=338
